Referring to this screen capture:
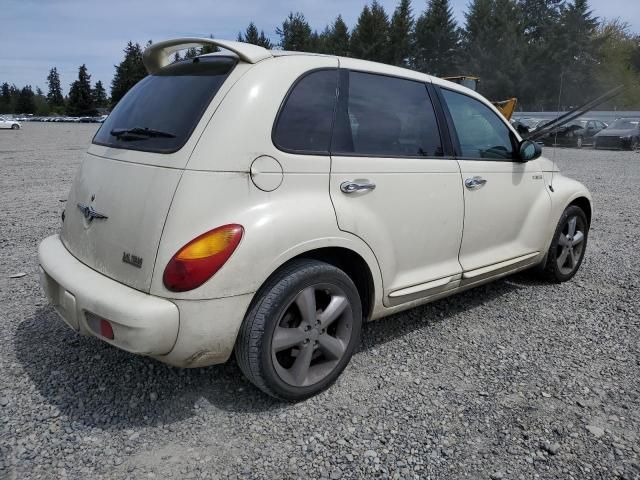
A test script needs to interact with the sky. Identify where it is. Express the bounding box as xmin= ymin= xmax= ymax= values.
xmin=2 ymin=0 xmax=639 ymax=95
